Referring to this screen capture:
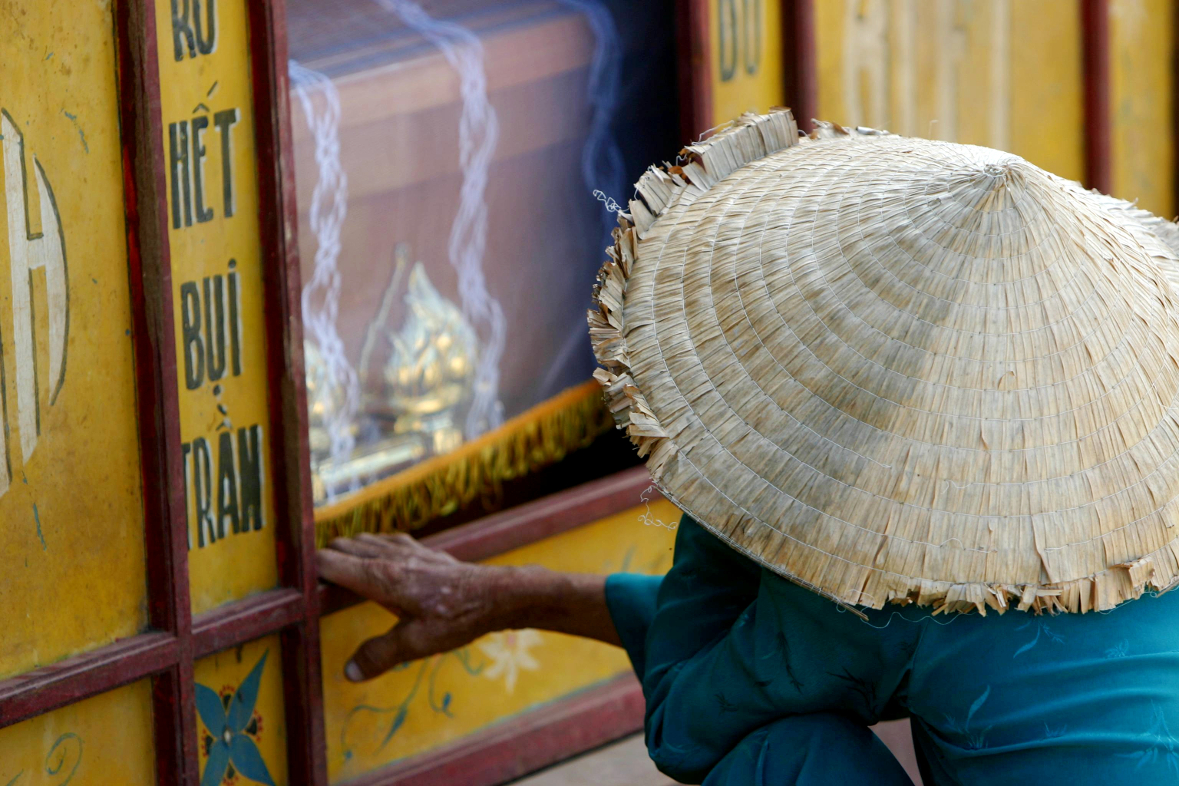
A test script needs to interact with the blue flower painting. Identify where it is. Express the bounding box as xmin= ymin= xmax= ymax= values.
xmin=197 ymin=650 xmax=275 ymax=786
